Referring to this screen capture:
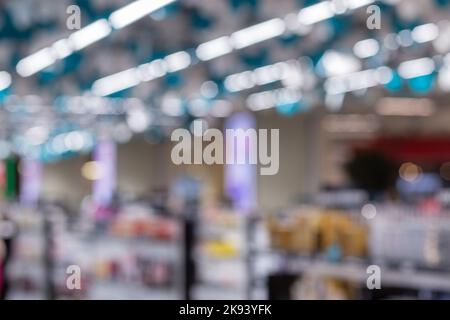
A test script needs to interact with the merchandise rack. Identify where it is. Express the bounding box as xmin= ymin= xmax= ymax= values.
xmin=263 ymin=253 xmax=450 ymax=292
xmin=55 ymin=235 xmax=182 ymax=299
xmin=52 ymin=219 xmax=185 ymax=300
xmin=6 ymin=206 xmax=48 ymax=300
